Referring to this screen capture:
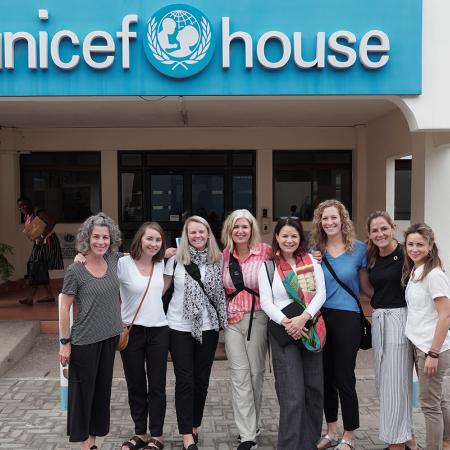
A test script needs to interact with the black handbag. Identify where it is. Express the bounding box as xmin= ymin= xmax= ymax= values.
xmin=322 ymin=256 xmax=372 ymax=350
xmin=268 ymin=301 xmax=314 ymax=347
xmin=26 ymin=245 xmax=49 ymax=286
